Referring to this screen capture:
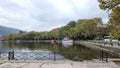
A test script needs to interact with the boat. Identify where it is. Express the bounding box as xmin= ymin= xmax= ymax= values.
xmin=15 ymin=40 xmax=22 ymax=43
xmin=62 ymin=37 xmax=73 ymax=43
xmin=62 ymin=37 xmax=73 ymax=47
